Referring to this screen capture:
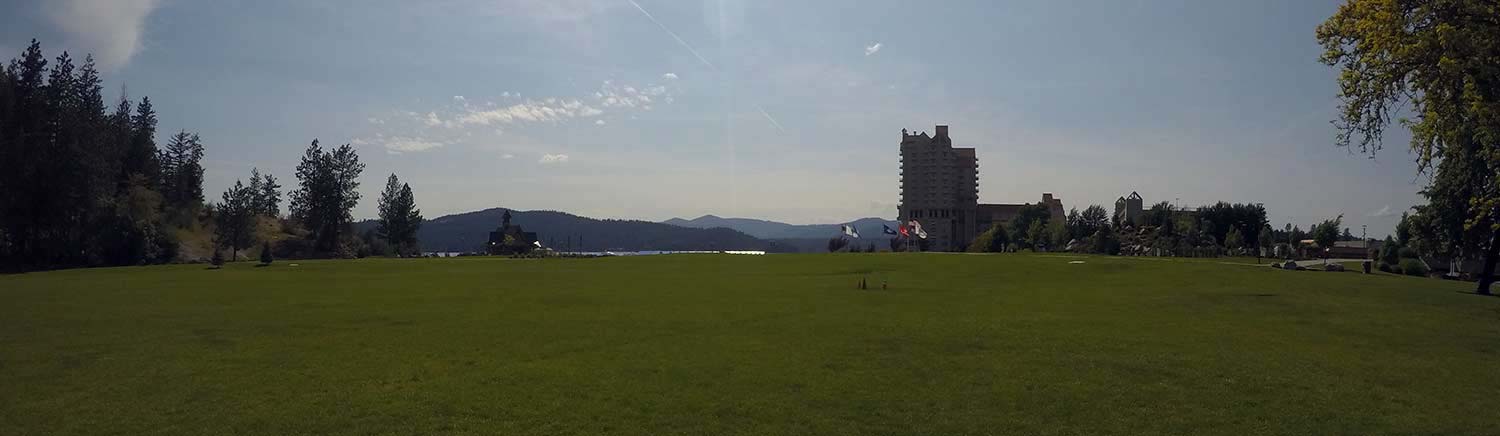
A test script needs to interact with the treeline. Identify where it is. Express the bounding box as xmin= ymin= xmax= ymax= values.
xmin=0 ymin=40 xmax=424 ymax=271
xmin=0 ymin=40 xmax=198 ymax=269
xmin=967 ymin=201 xmax=1282 ymax=258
